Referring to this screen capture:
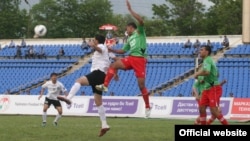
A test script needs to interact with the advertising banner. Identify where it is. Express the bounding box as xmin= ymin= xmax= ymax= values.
xmin=0 ymin=95 xmax=88 ymax=116
xmin=144 ymin=97 xmax=172 ymax=118
xmin=62 ymin=96 xmax=89 ymax=116
xmin=230 ymin=98 xmax=250 ymax=120
xmin=170 ymin=99 xmax=231 ymax=117
xmin=87 ymin=98 xmax=138 ymax=114
xmin=0 ymin=95 xmax=44 ymax=115
xmin=0 ymin=95 xmax=234 ymax=119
